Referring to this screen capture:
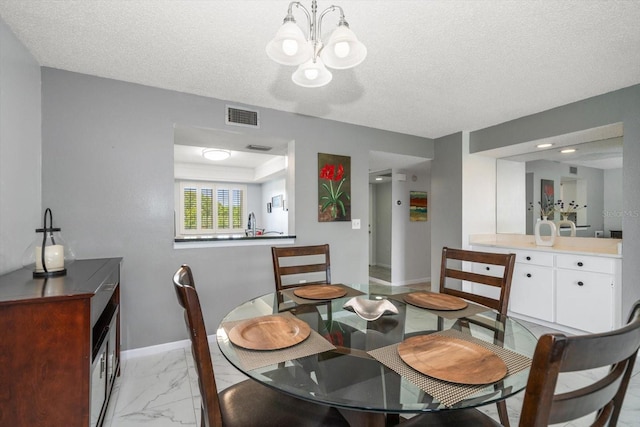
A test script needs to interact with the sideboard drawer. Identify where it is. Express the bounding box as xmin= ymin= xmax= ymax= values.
xmin=512 ymin=250 xmax=554 ymax=267
xmin=556 ymin=254 xmax=615 ymax=274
